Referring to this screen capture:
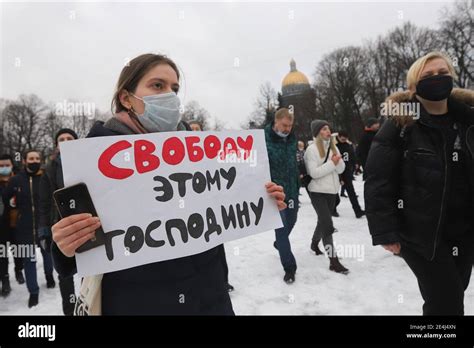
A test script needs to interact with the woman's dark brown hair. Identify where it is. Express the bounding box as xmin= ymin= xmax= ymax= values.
xmin=111 ymin=53 xmax=180 ymax=114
